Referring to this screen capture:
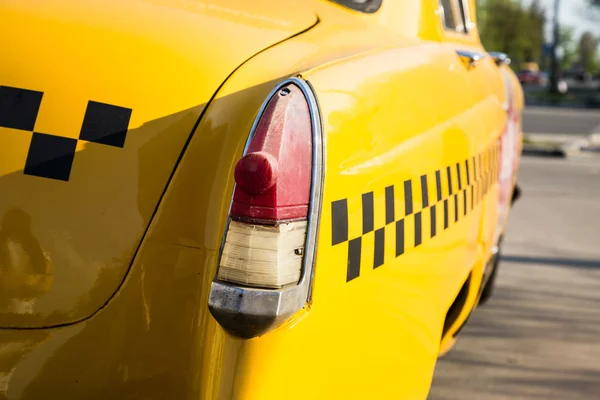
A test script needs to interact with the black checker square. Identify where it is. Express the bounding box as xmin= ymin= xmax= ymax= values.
xmin=331 ymin=199 xmax=349 ymax=245
xmin=347 ymin=238 xmax=362 ymax=282
xmin=80 ymin=100 xmax=132 ymax=148
xmin=0 ymin=86 xmax=43 ymax=131
xmin=25 ymin=133 xmax=77 ymax=181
